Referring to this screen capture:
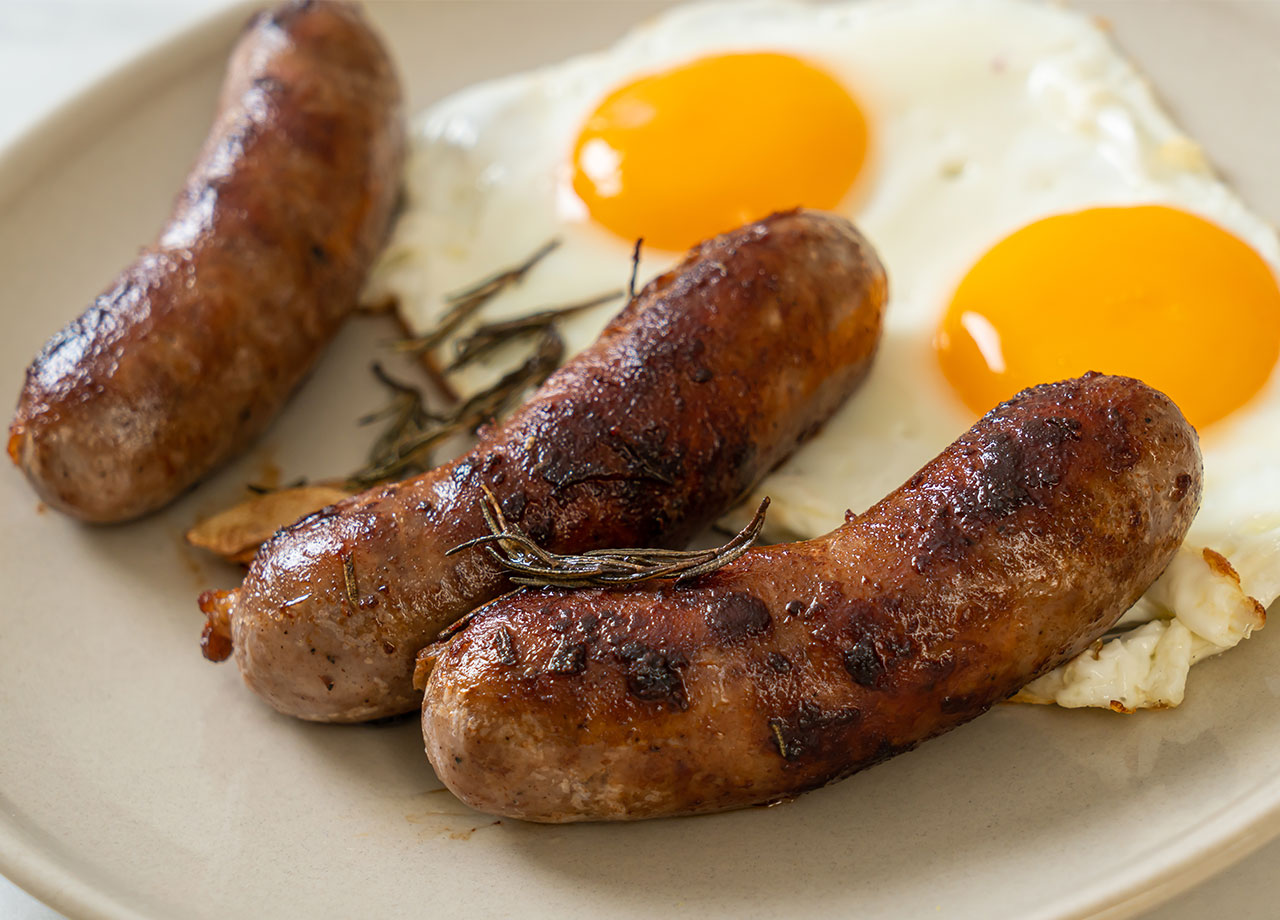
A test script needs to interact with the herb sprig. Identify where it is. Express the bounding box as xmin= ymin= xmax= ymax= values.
xmin=347 ymin=241 xmax=623 ymax=487
xmin=447 ymin=486 xmax=769 ymax=589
